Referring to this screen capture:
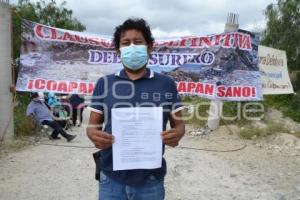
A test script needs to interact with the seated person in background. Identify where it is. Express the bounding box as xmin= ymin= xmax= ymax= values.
xmin=47 ymin=92 xmax=60 ymax=107
xmin=59 ymin=95 xmax=71 ymax=116
xmin=47 ymin=92 xmax=70 ymax=129
xmin=26 ymin=92 xmax=76 ymax=142
xmin=46 ymin=92 xmax=61 ymax=118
